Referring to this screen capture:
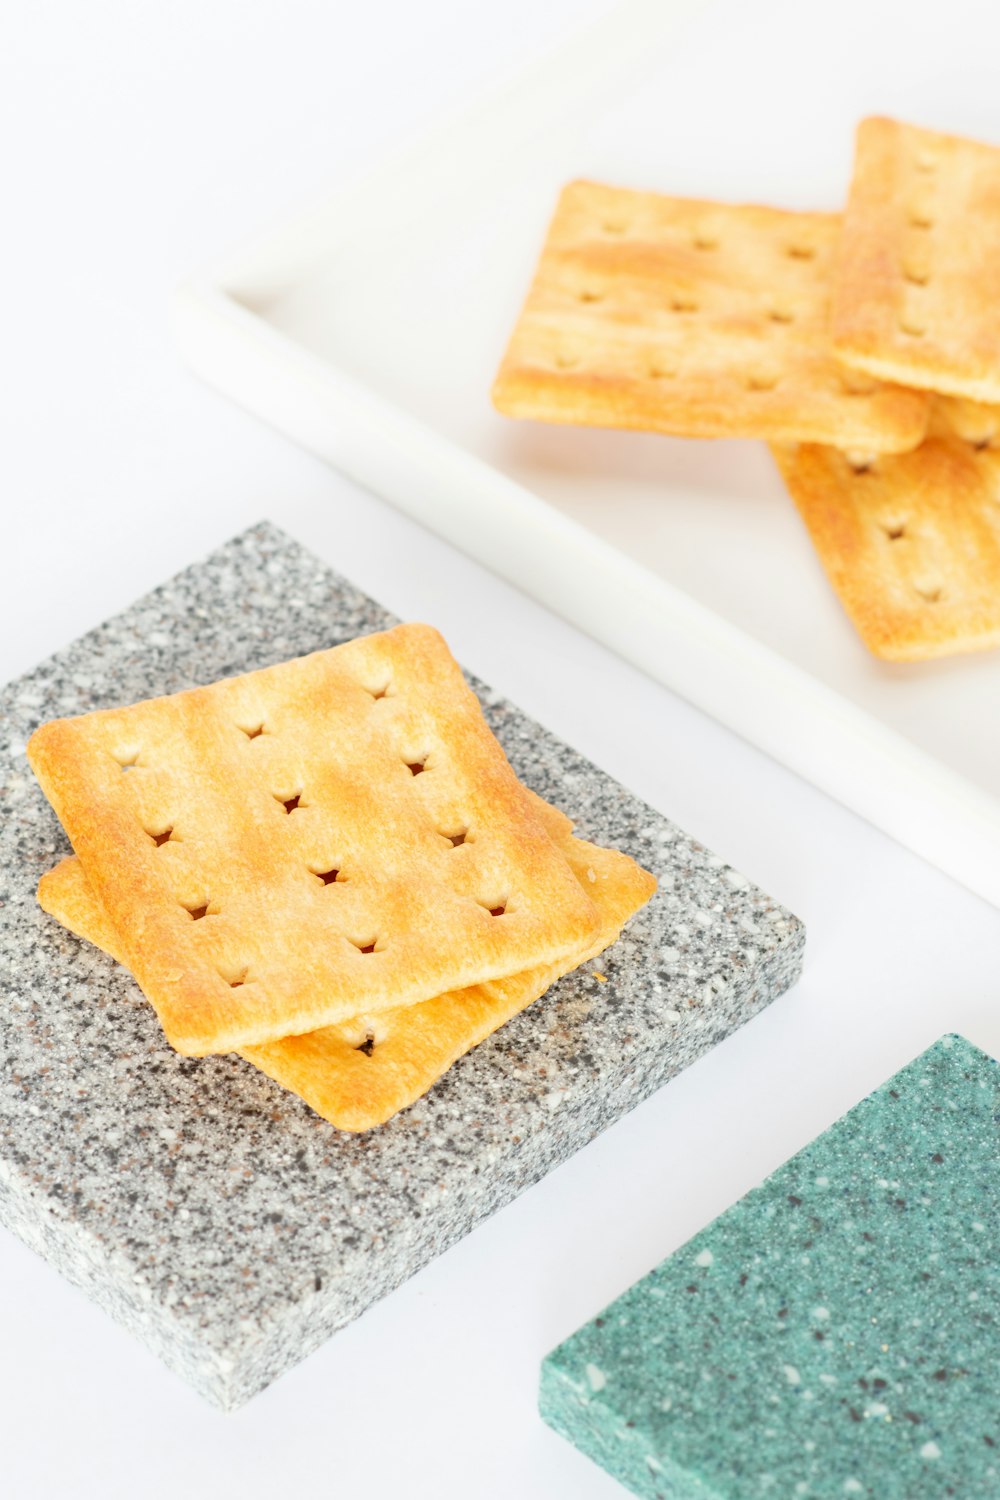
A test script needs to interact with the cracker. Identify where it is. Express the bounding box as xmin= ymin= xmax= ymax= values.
xmin=27 ymin=625 xmax=600 ymax=1055
xmin=832 ymin=117 xmax=1000 ymax=404
xmin=492 ymin=179 xmax=929 ymax=451
xmin=772 ymin=397 xmax=1000 ymax=660
xmin=38 ymin=800 xmax=656 ymax=1131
